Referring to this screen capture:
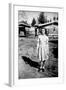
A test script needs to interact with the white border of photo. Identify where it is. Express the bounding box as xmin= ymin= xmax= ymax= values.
xmin=9 ymin=3 xmax=64 ymax=87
